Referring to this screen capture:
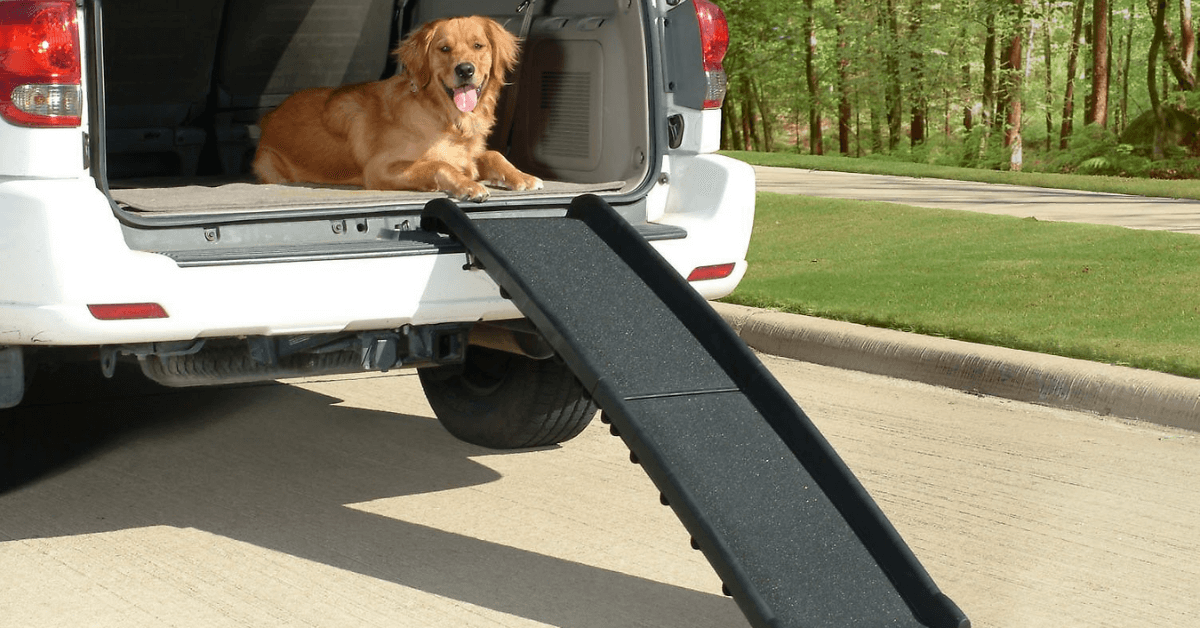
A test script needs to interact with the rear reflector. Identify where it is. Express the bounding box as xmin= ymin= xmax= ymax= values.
xmin=687 ymin=263 xmax=736 ymax=282
xmin=88 ymin=303 xmax=170 ymax=320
